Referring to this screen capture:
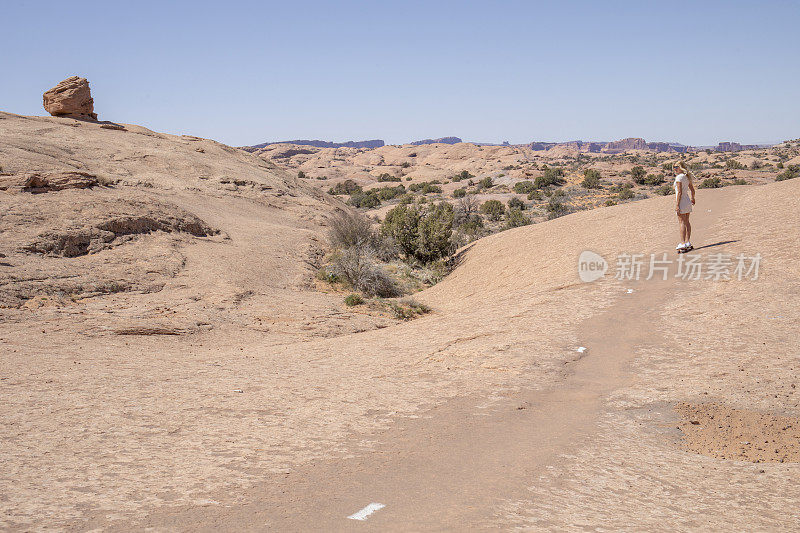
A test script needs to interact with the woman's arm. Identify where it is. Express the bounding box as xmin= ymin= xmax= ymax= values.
xmin=676 ymin=181 xmax=683 ymax=213
xmin=688 ymin=179 xmax=696 ymax=205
